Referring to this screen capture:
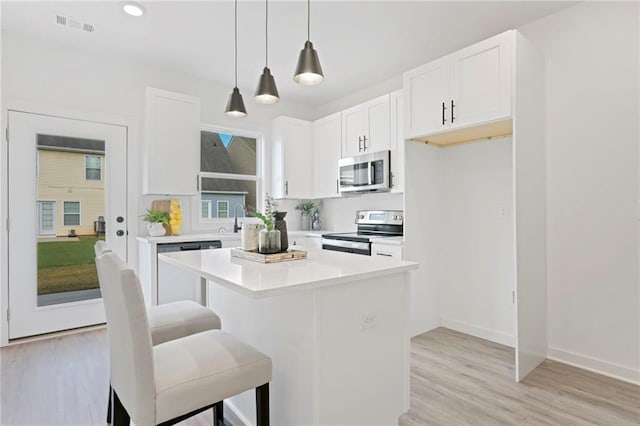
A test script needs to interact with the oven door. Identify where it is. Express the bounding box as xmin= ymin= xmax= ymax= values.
xmin=338 ymin=150 xmax=390 ymax=193
xmin=322 ymin=238 xmax=371 ymax=255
